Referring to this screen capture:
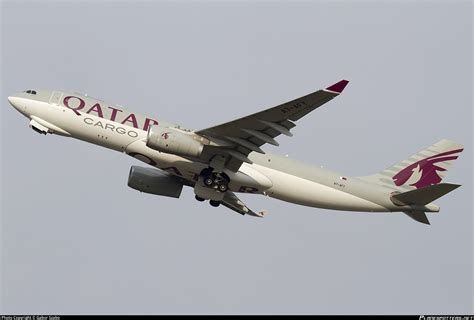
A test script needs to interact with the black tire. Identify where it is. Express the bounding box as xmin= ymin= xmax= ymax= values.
xmin=209 ymin=200 xmax=220 ymax=207
xmin=204 ymin=177 xmax=214 ymax=186
xmin=218 ymin=183 xmax=228 ymax=192
xmin=195 ymin=195 xmax=205 ymax=202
